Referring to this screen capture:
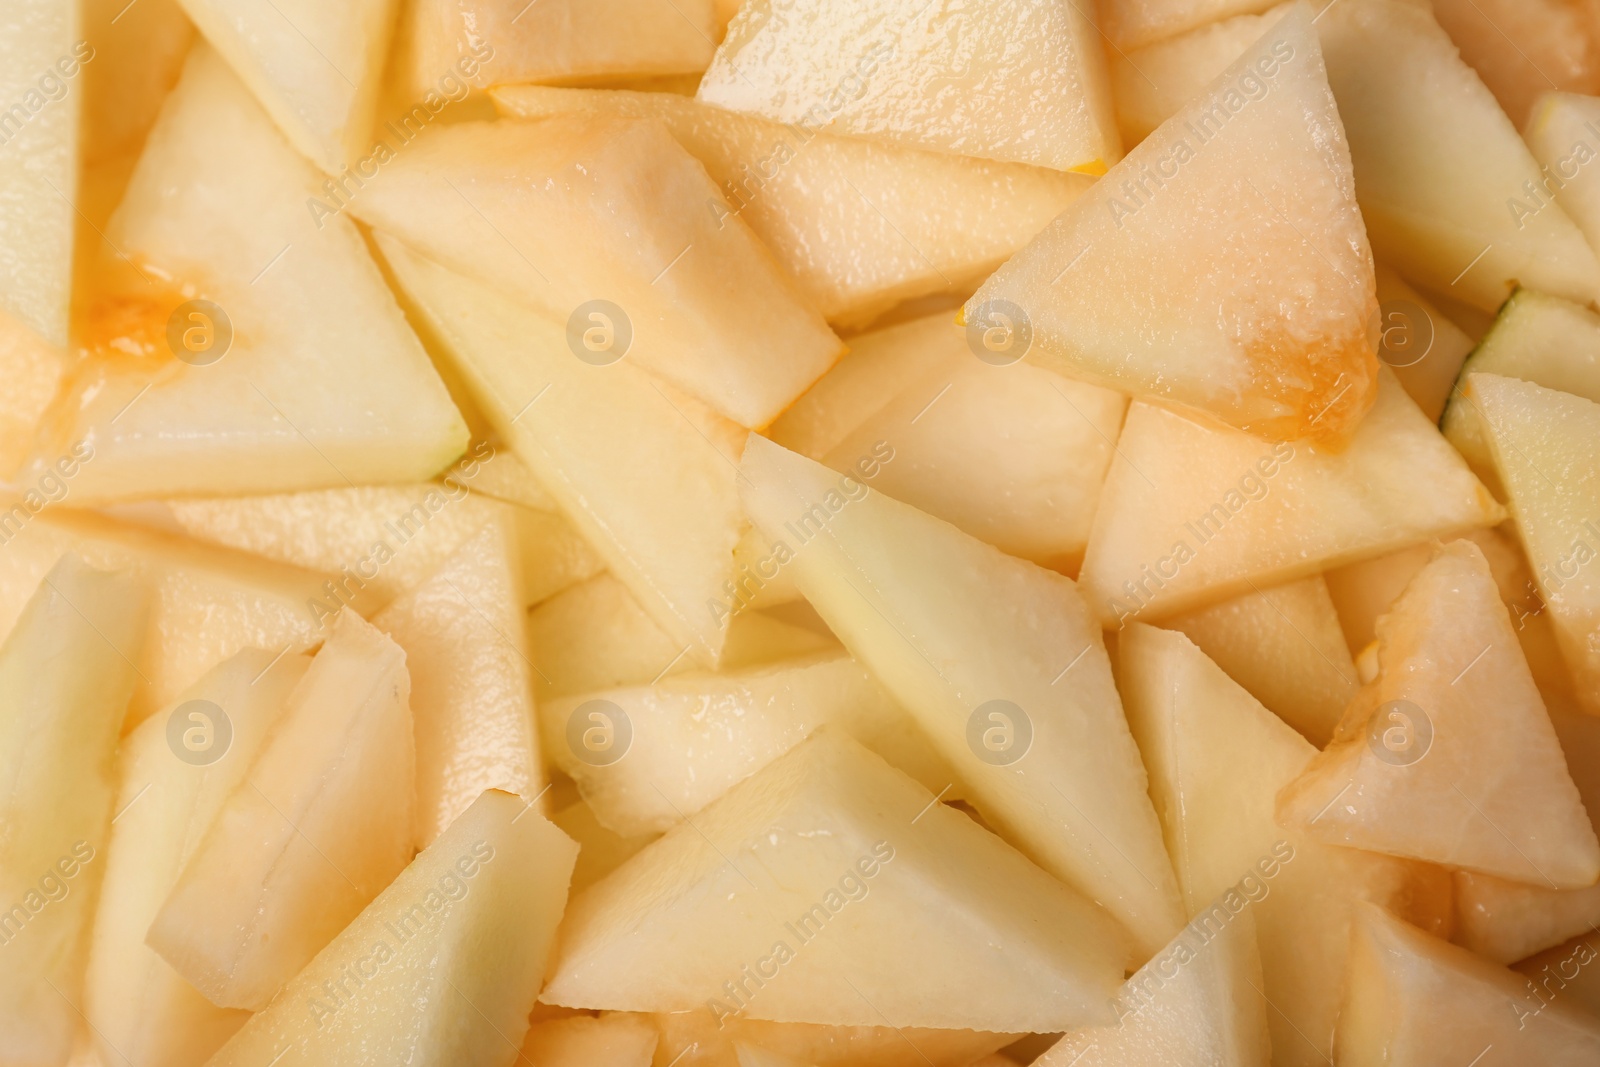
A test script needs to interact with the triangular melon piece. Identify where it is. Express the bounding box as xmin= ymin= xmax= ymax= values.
xmin=738 ymin=435 xmax=1185 ymax=959
xmin=1337 ymin=902 xmax=1600 ymax=1064
xmin=520 ymin=1014 xmax=659 ymax=1067
xmin=543 ymin=731 xmax=1128 ymax=1032
xmin=174 ymin=0 xmax=395 ymax=172
xmin=0 ymin=556 xmax=146 ymax=1067
xmin=1278 ymin=541 xmax=1600 ymax=885
xmin=1317 ymin=0 xmax=1600 ymax=311
xmin=492 ymin=87 xmax=1092 ymax=327
xmin=204 ymin=790 xmax=578 ymax=1067
xmin=147 ymin=610 xmax=414 ymax=1010
xmin=1117 ymin=623 xmax=1452 ymax=1067
xmin=1079 ymin=370 xmax=1504 ymax=626
xmin=349 ymin=115 xmax=840 ymax=429
xmin=1041 ymin=892 xmax=1271 ymax=1067
xmin=0 ymin=0 xmax=78 ymax=345
xmin=1472 ymin=373 xmax=1600 ymax=714
xmin=1434 ymin=0 xmax=1600 ymax=125
xmin=376 ymin=235 xmax=746 ymax=667
xmin=966 ymin=5 xmax=1379 ymax=443
xmin=376 ymin=518 xmax=544 ymax=848
xmin=1527 ymin=93 xmax=1600 ymax=263
xmin=20 ymin=45 xmax=468 ymax=503
xmin=84 ymin=648 xmax=308 ymax=1067
xmin=0 ymin=309 xmax=67 ymax=477
xmin=1164 ymin=574 xmax=1358 ymax=747
xmin=653 ymin=1013 xmax=1013 ymax=1067
xmin=696 ymin=0 xmax=1119 ymax=172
